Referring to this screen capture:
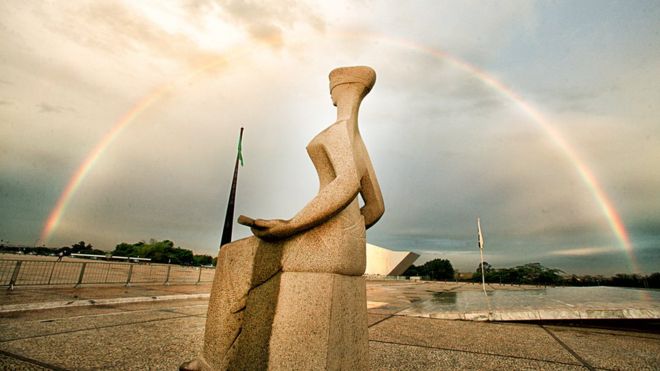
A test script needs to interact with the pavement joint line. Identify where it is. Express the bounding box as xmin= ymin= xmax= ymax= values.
xmin=387 ymin=314 xmax=597 ymax=328
xmin=0 ymin=293 xmax=210 ymax=313
xmin=162 ymin=309 xmax=205 ymax=317
xmin=0 ymin=348 xmax=68 ymax=371
xmin=2 ymin=304 xmax=207 ymax=324
xmin=540 ymin=325 xmax=660 ymax=340
xmin=541 ymin=325 xmax=660 ymax=341
xmin=368 ymin=339 xmax=586 ymax=368
xmin=109 ymin=301 xmax=209 ymax=315
xmin=540 ymin=324 xmax=595 ymax=371
xmin=0 ymin=312 xmax=201 ymax=344
xmin=368 ymin=306 xmax=412 ymax=328
xmin=170 ymin=313 xmax=208 ymax=319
